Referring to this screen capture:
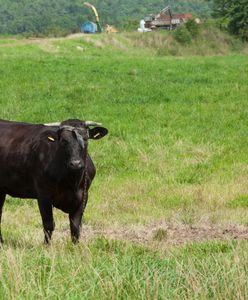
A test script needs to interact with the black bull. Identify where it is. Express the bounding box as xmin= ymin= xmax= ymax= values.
xmin=0 ymin=119 xmax=108 ymax=244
